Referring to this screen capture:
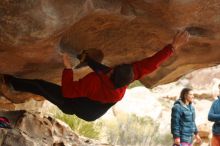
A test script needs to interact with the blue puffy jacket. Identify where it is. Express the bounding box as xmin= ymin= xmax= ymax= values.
xmin=171 ymin=100 xmax=198 ymax=143
xmin=208 ymin=96 xmax=220 ymax=135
